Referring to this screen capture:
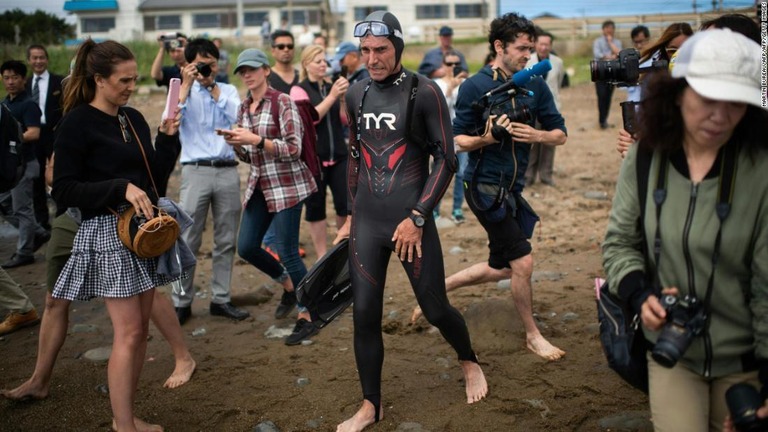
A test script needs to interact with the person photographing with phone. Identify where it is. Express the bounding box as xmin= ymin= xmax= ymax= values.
xmin=172 ymin=38 xmax=249 ymax=325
